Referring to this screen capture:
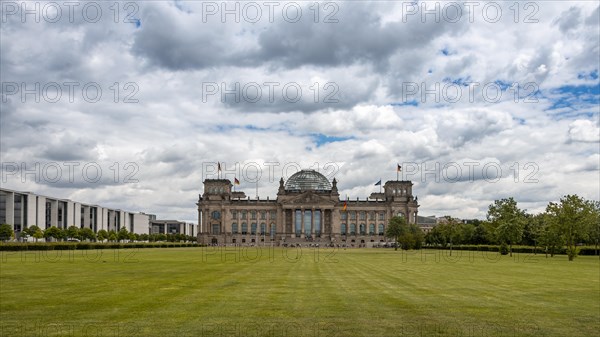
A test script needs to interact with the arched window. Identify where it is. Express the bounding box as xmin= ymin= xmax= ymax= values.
xmin=359 ymin=224 xmax=366 ymax=235
xmin=241 ymin=222 xmax=248 ymax=235
xmin=350 ymin=224 xmax=356 ymax=235
xmin=270 ymin=223 xmax=276 ymax=237
xmin=251 ymin=223 xmax=257 ymax=235
xmin=232 ymin=223 xmax=238 ymax=234
xmin=341 ymin=223 xmax=347 ymax=235
xmin=378 ymin=224 xmax=384 ymax=235
xmin=211 ymin=211 xmax=221 ymax=219
xmin=260 ymin=223 xmax=266 ymax=235
xmin=369 ymin=224 xmax=375 ymax=235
